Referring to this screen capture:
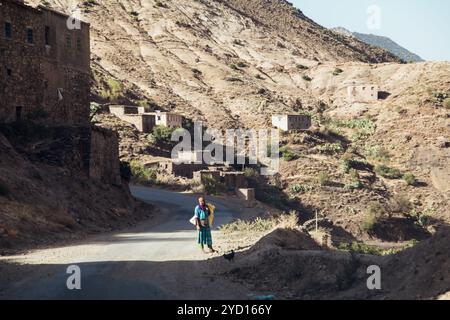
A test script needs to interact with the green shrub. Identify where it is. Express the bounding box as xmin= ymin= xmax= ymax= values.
xmin=130 ymin=161 xmax=157 ymax=183
xmin=408 ymin=209 xmax=430 ymax=227
xmin=341 ymin=158 xmax=352 ymax=173
xmin=279 ymin=146 xmax=297 ymax=161
xmin=317 ymin=171 xmax=330 ymax=186
xmin=229 ymin=64 xmax=239 ymax=70
xmin=332 ymin=68 xmax=343 ymax=76
xmin=361 ymin=212 xmax=380 ymax=232
xmin=345 ymin=180 xmax=364 ymax=190
xmin=345 ymin=169 xmax=364 ymax=190
xmin=291 ymin=184 xmax=313 ymax=194
xmin=100 ymin=78 xmax=124 ymax=102
xmin=0 ymin=181 xmax=10 ymax=197
xmin=243 ymin=167 xmax=259 ymax=179
xmin=317 ymin=142 xmax=343 ymax=154
xmin=151 ymin=125 xmax=175 ymax=145
xmin=341 ymin=156 xmax=367 ymax=173
xmin=339 ymin=242 xmax=381 ymax=255
xmin=432 ymin=91 xmax=449 ymax=103
xmin=374 ymin=165 xmax=402 ymax=179
xmin=296 ymin=64 xmax=309 ymax=70
xmin=403 ymin=173 xmax=417 ymax=186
